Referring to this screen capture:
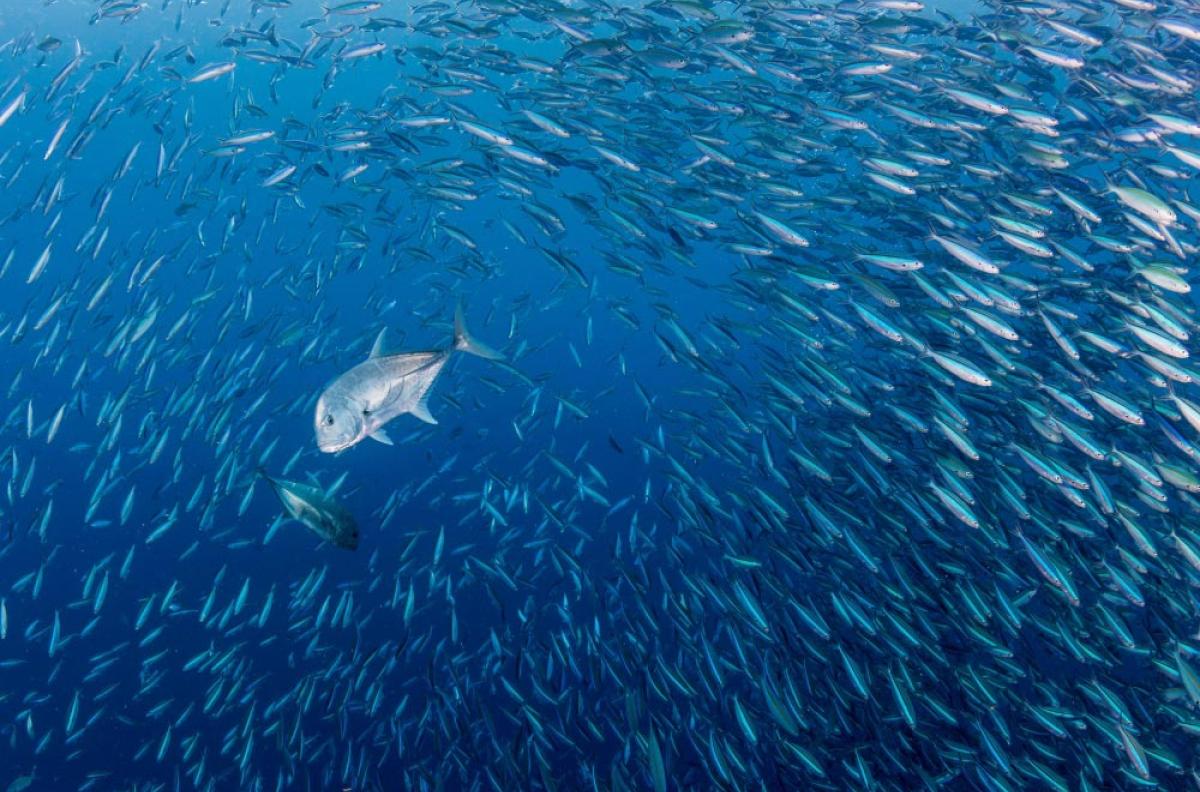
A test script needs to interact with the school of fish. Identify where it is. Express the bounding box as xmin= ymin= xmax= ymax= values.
xmin=1 ymin=0 xmax=1200 ymax=789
